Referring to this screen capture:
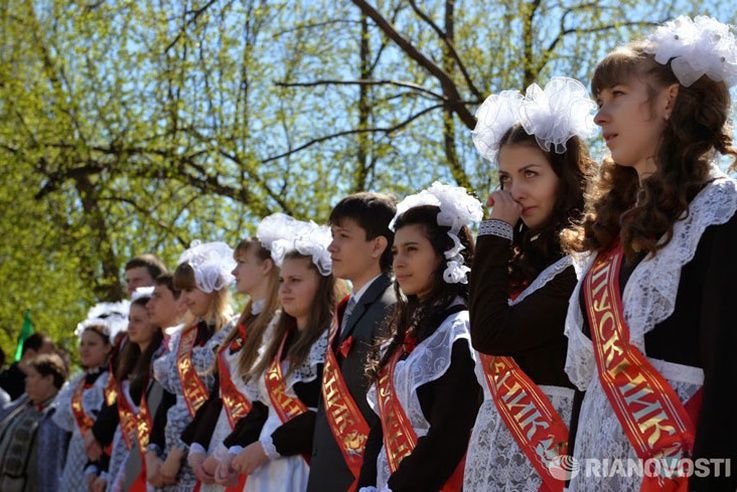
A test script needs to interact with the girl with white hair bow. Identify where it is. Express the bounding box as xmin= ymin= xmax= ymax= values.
xmin=149 ymin=241 xmax=239 ymax=491
xmin=464 ymin=77 xmax=596 ymax=492
xmin=357 ymin=182 xmax=484 ymax=492
xmin=223 ymin=214 xmax=344 ymax=492
xmin=562 ymin=16 xmax=737 ymax=491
